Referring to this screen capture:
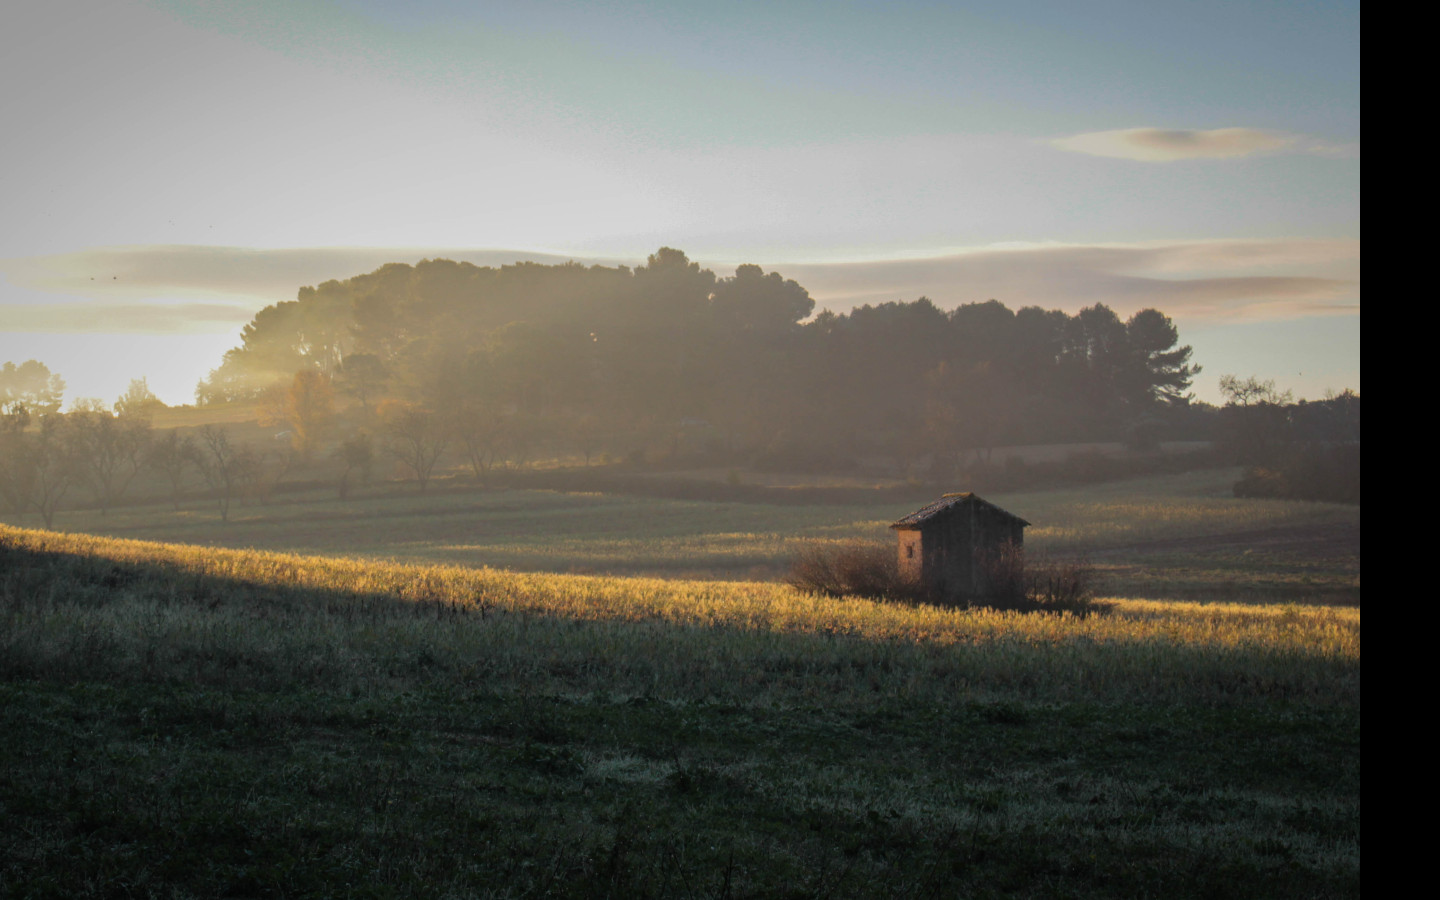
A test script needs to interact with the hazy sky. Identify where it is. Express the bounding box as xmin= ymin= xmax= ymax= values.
xmin=1 ymin=0 xmax=1359 ymax=406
